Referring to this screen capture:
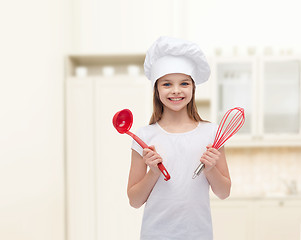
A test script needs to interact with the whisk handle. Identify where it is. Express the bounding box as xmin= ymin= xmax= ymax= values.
xmin=192 ymin=162 xmax=205 ymax=179
xmin=192 ymin=145 xmax=219 ymax=178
